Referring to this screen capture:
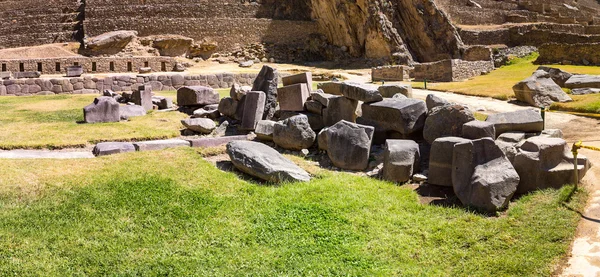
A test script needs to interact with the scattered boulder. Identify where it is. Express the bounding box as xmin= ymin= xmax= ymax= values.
xmin=152 ymin=96 xmax=173 ymax=110
xmin=424 ymin=104 xmax=475 ymax=144
xmin=378 ymin=84 xmax=413 ymax=98
xmin=177 ymin=86 xmax=220 ymax=107
xmin=317 ymin=82 xmax=344 ymax=95
xmin=311 ymin=91 xmax=336 ymax=107
xmin=565 ymin=74 xmax=600 ymax=89
xmin=239 ymin=60 xmax=254 ymax=68
xmin=252 ymin=65 xmax=279 ymax=120
xmin=486 ymin=109 xmax=543 ymax=135
xmin=428 ymin=137 xmax=470 ymax=187
xmin=495 ymin=132 xmax=527 ymax=164
xmin=514 ymin=137 xmax=591 ymax=194
xmin=318 ymin=128 xmax=328 ymax=150
xmin=132 ymin=85 xmax=153 ymax=111
xmin=119 ymin=105 xmax=146 ymax=120
xmin=150 ymin=35 xmax=194 ymax=57
xmin=240 ymin=91 xmax=266 ymax=130
xmin=326 ymin=120 xmax=375 ymax=171
xmin=181 ymin=118 xmax=216 ymax=134
xmin=425 ymin=94 xmax=450 ymax=111
xmin=537 ymin=66 xmax=573 ymax=87
xmin=572 ymin=88 xmax=600 ymax=95
xmin=85 ymin=30 xmax=137 ymax=56
xmin=218 ymin=97 xmax=238 ymax=119
xmin=278 ymin=83 xmax=310 ymax=112
xmin=273 ymin=115 xmax=316 ymax=150
xmin=282 ymin=72 xmax=313 ymax=92
xmin=452 ymin=138 xmax=520 ymax=213
xmin=383 ymin=140 xmax=420 ymax=183
xmin=322 ymin=96 xmax=359 ymax=126
xmin=230 ymin=84 xmax=250 ymax=101
xmin=226 ymin=141 xmax=311 ymax=183
xmin=134 ymin=139 xmax=191 ymax=151
xmin=513 ymin=70 xmax=572 ymax=107
xmin=93 ymin=142 xmax=136 ymax=156
xmin=83 ymin=96 xmax=120 ymax=123
xmin=305 ymin=100 xmax=324 ymax=115
xmin=255 ymin=120 xmax=276 ymax=141
xmin=192 ymin=106 xmax=220 ymax=119
xmin=462 ymin=120 xmax=496 ymax=140
xmin=341 ymin=82 xmax=383 ymax=103
xmin=360 ymin=98 xmax=427 ymax=136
